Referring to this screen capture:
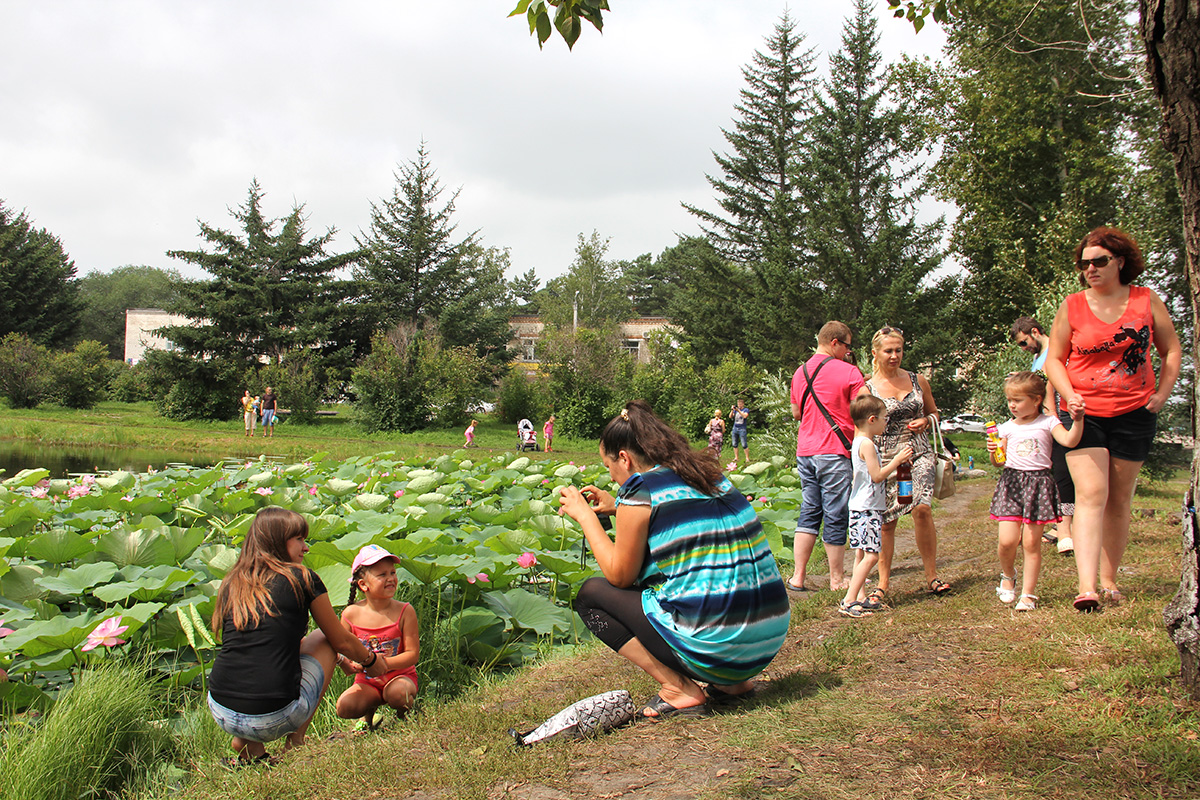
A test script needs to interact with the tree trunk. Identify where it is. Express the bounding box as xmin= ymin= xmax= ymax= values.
xmin=1141 ymin=0 xmax=1200 ymax=699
